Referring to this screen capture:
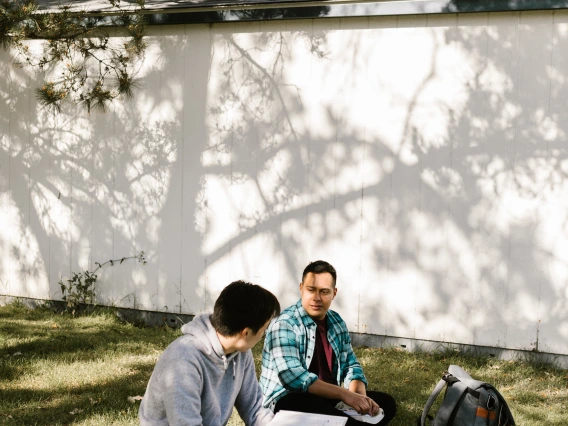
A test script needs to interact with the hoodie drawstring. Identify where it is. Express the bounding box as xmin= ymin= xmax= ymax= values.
xmin=222 ymin=355 xmax=236 ymax=380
